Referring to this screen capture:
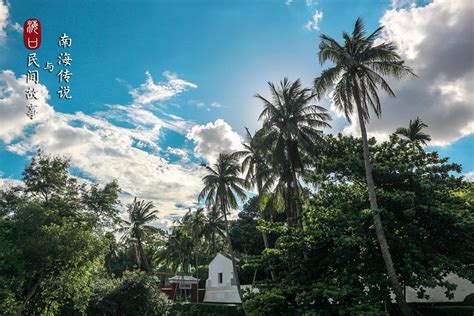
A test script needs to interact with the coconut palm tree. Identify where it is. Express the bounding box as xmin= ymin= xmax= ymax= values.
xmin=202 ymin=204 xmax=227 ymax=256
xmin=181 ymin=207 xmax=207 ymax=277
xmin=395 ymin=117 xmax=431 ymax=147
xmin=313 ymin=17 xmax=415 ymax=315
xmin=233 ymin=128 xmax=277 ymax=280
xmin=257 ymin=78 xmax=331 ymax=227
xmin=120 ymin=197 xmax=159 ymax=273
xmin=198 ymin=153 xmax=247 ymax=299
xmin=157 ymin=227 xmax=194 ymax=274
